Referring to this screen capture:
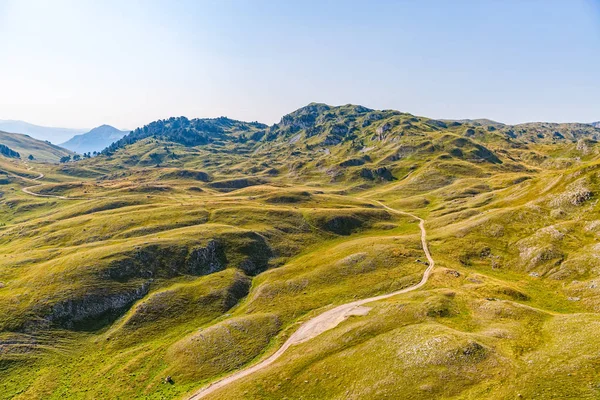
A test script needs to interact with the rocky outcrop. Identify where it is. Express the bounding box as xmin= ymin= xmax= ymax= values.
xmin=549 ymin=179 xmax=593 ymax=207
xmin=45 ymin=281 xmax=151 ymax=330
xmin=161 ymin=169 xmax=211 ymax=182
xmin=321 ymin=135 xmax=342 ymax=146
xmin=339 ymin=157 xmax=369 ymax=167
xmin=103 ymin=234 xmax=272 ymax=282
xmin=36 ymin=231 xmax=273 ymax=331
xmin=330 ymin=124 xmax=349 ymax=136
xmin=249 ymin=130 xmax=266 ymax=141
xmin=187 ymin=240 xmax=227 ymax=275
xmin=208 ymin=178 xmax=266 ymax=191
xmin=102 ymin=245 xmax=189 ymax=281
xmin=322 ymin=216 xmax=364 ymax=236
xmin=359 ymin=167 xmax=395 ymax=181
xmin=470 ymin=144 xmax=502 ymax=164
xmin=426 ymin=119 xmax=448 ymax=129
xmin=265 ymin=191 xmax=312 ymax=204
xmin=233 ymin=232 xmax=274 ymax=275
xmin=275 ymin=103 xmax=331 ymax=133
xmin=376 ymin=122 xmax=393 ymax=136
xmin=121 ymin=272 xmax=251 ymax=330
